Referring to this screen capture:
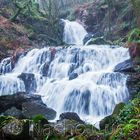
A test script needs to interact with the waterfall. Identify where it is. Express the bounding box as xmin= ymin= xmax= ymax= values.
xmin=62 ymin=19 xmax=88 ymax=45
xmin=0 ymin=20 xmax=130 ymax=125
